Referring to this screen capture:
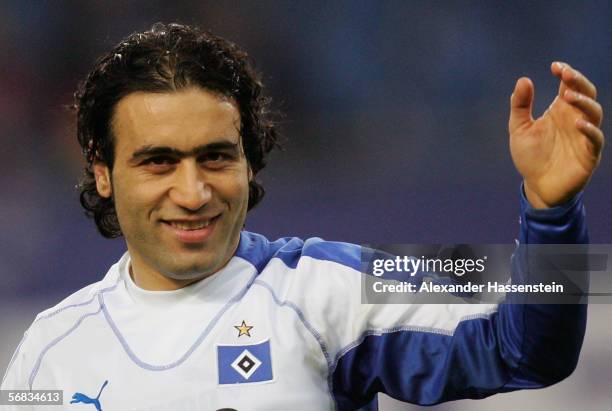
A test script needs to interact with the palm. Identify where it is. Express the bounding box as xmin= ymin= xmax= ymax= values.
xmin=508 ymin=63 xmax=603 ymax=208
